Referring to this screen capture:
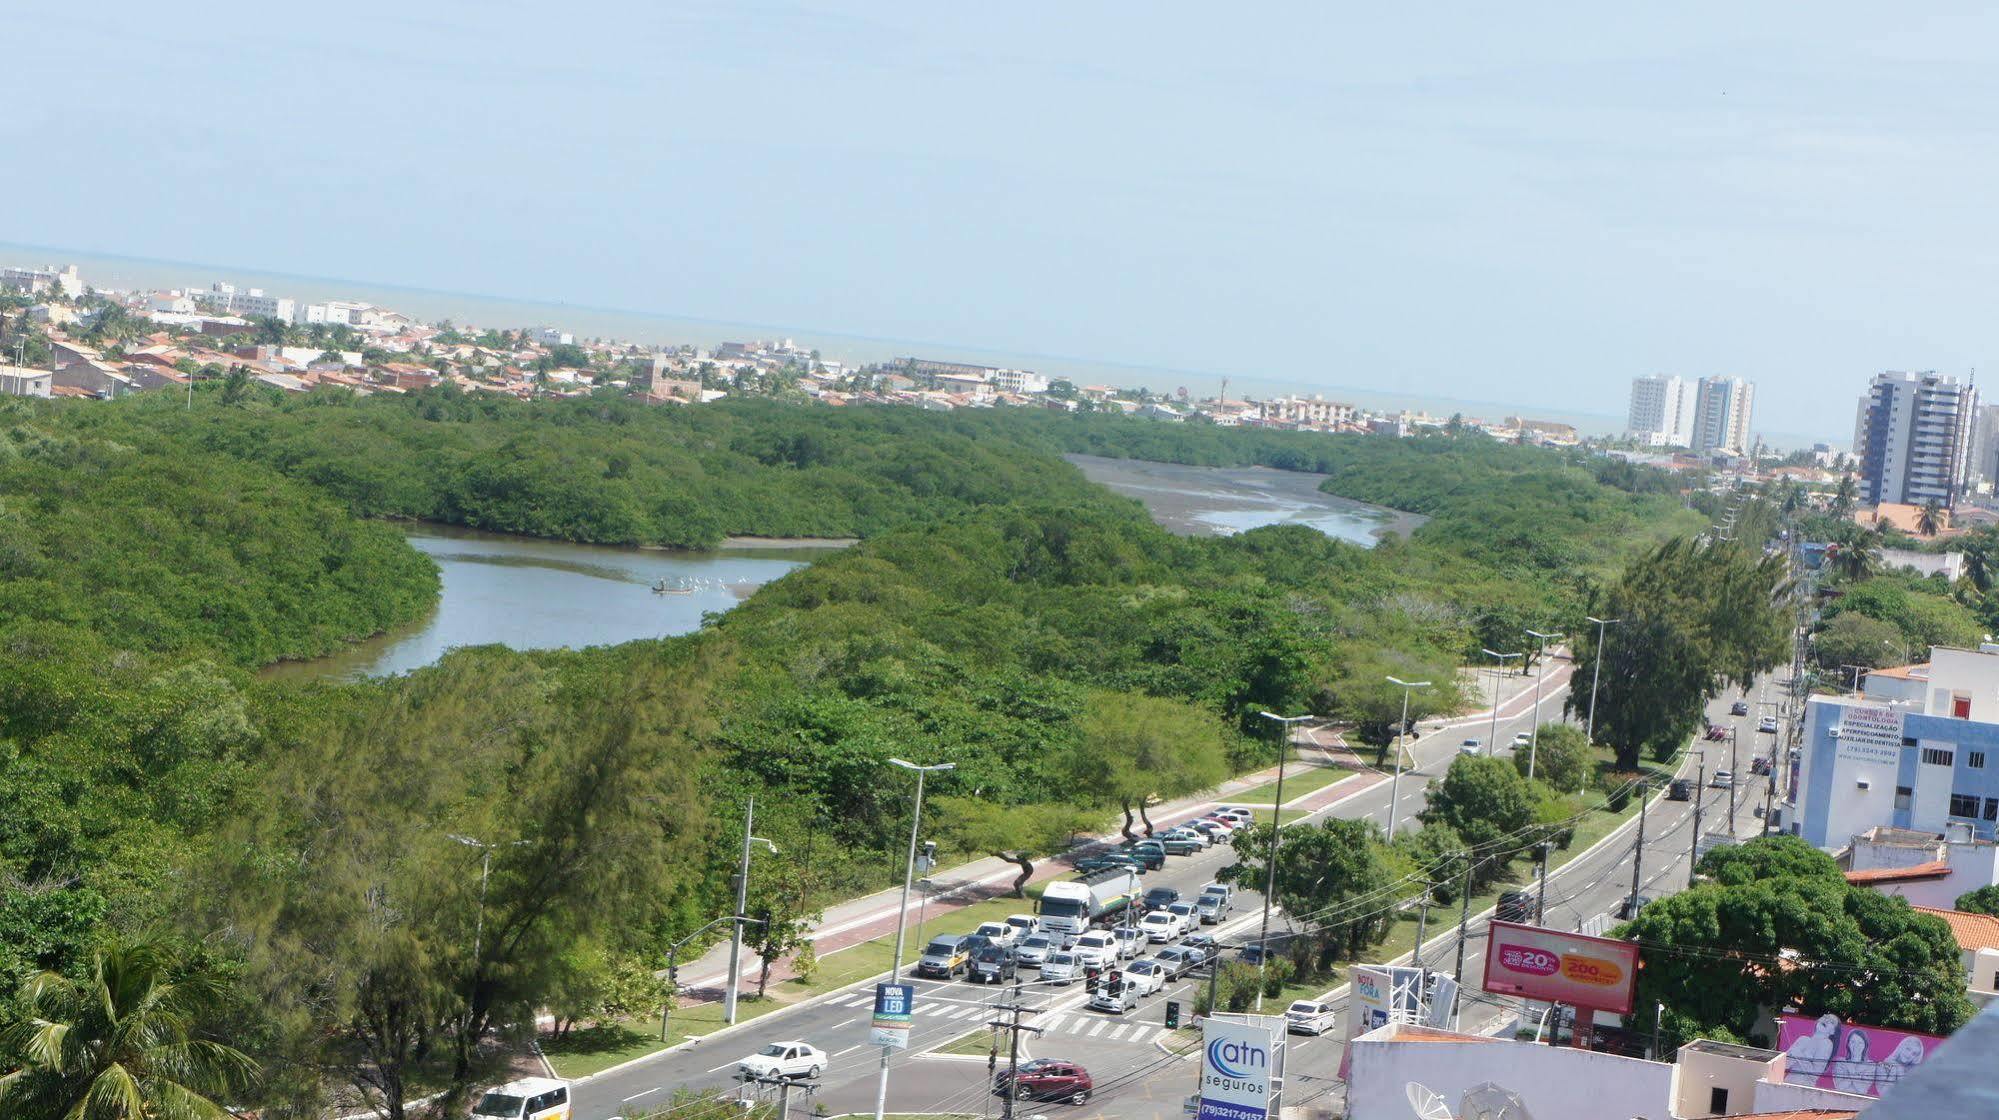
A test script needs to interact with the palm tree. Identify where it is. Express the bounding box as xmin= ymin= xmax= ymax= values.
xmin=1917 ymin=499 xmax=1944 ymax=537
xmin=1829 ymin=529 xmax=1884 ymax=582
xmin=1833 ymin=473 xmax=1857 ymax=516
xmin=0 ymin=939 xmax=258 ymax=1120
